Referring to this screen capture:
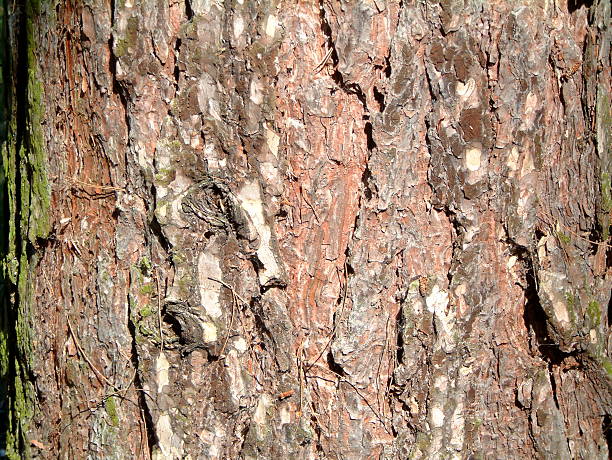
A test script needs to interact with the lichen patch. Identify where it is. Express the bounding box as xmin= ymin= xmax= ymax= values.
xmin=198 ymin=252 xmax=223 ymax=319
xmin=237 ymin=181 xmax=282 ymax=286
xmin=465 ymin=147 xmax=481 ymax=171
